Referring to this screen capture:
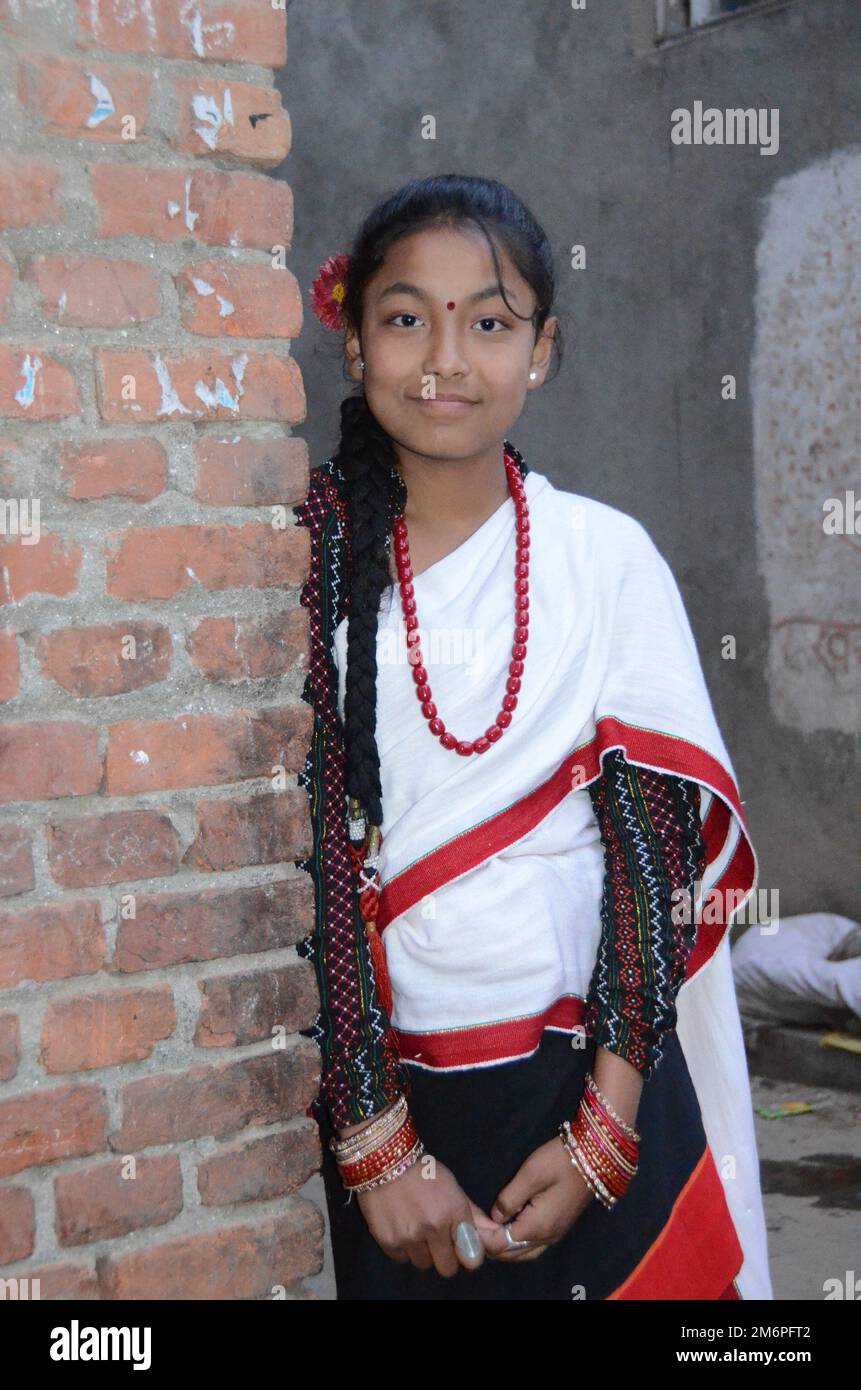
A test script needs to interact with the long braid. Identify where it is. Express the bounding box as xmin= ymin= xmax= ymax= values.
xmin=333 ymin=394 xmax=405 ymax=830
